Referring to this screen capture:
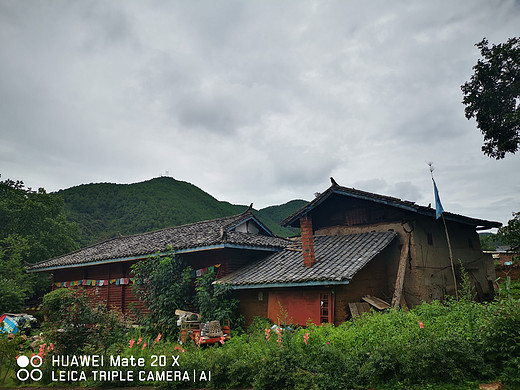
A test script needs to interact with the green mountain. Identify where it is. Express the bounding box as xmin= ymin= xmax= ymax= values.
xmin=56 ymin=177 xmax=307 ymax=245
